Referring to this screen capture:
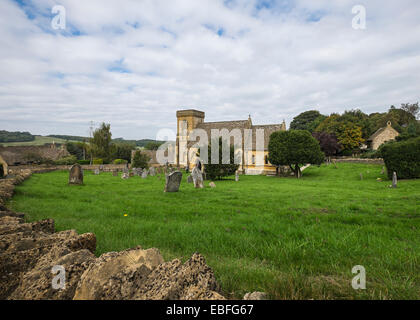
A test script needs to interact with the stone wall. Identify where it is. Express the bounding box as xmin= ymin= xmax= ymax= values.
xmin=332 ymin=158 xmax=384 ymax=165
xmin=0 ymin=168 xmax=226 ymax=300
